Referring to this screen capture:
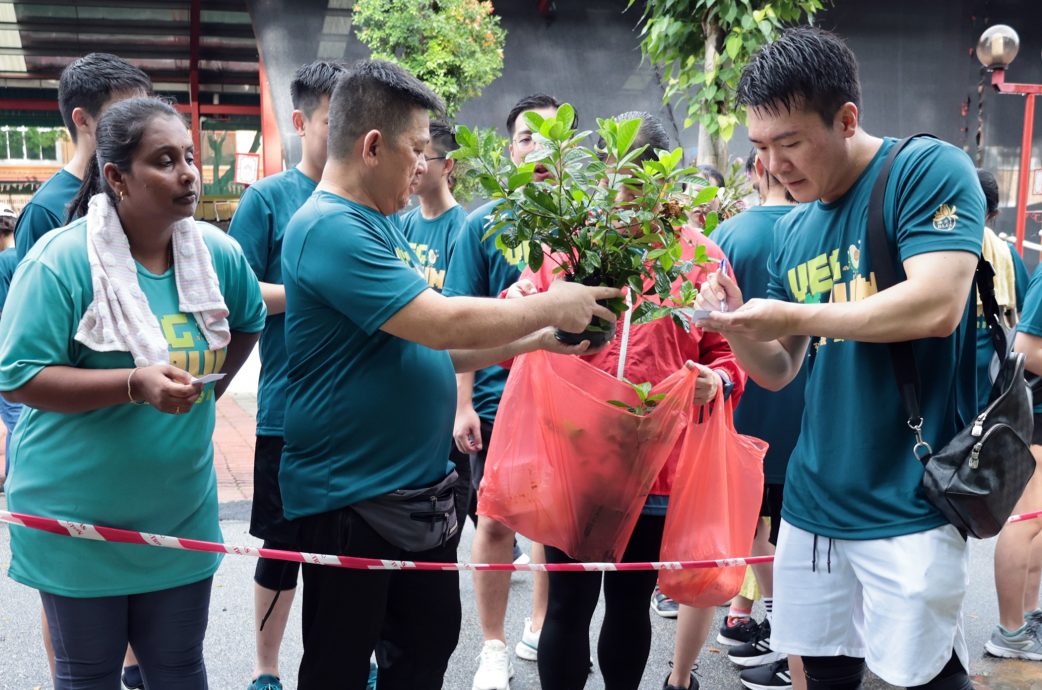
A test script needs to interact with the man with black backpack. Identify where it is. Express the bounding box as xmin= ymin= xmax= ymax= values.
xmin=695 ymin=27 xmax=984 ymax=690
